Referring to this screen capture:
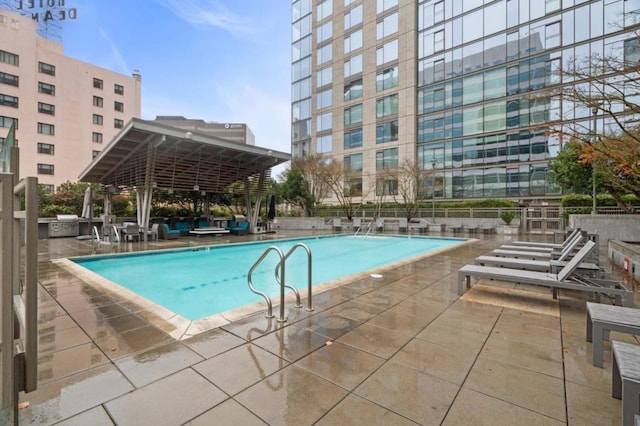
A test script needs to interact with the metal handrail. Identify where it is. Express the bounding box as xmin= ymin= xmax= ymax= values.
xmin=364 ymin=222 xmax=373 ymax=237
xmin=248 ymin=246 xmax=285 ymax=321
xmin=275 ymin=243 xmax=313 ymax=312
